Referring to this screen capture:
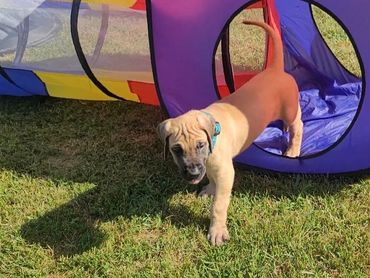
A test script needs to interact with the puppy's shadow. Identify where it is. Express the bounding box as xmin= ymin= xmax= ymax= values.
xmin=20 ymin=181 xmax=207 ymax=257
xmin=0 ymin=97 xmax=206 ymax=257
